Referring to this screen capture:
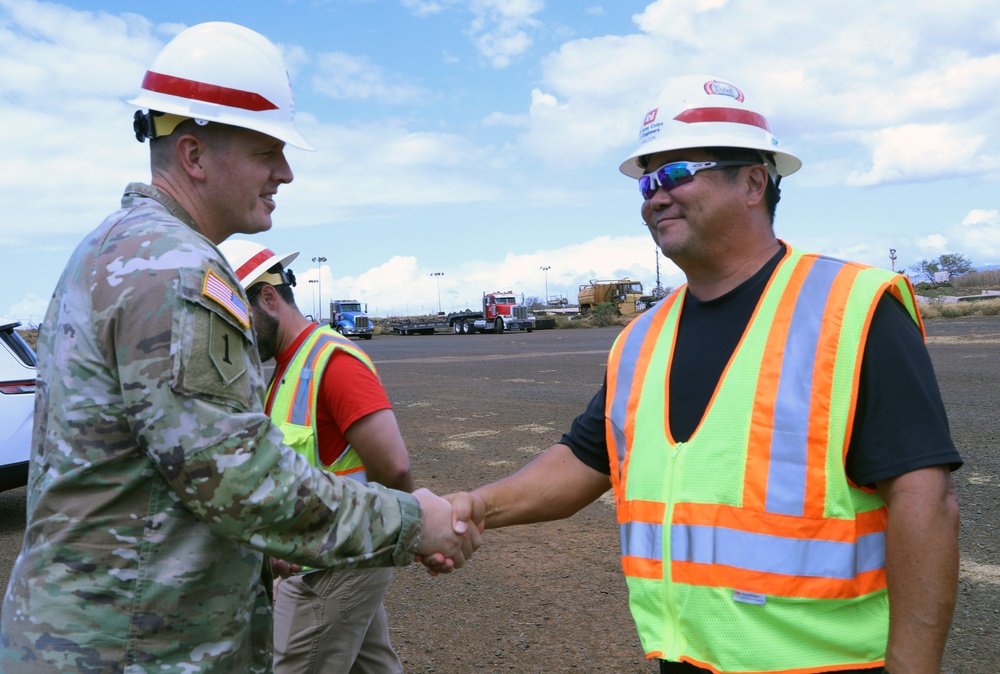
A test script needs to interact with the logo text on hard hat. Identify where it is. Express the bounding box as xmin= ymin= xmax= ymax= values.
xmin=644 ymin=109 xmax=658 ymax=126
xmin=703 ymin=80 xmax=744 ymax=102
